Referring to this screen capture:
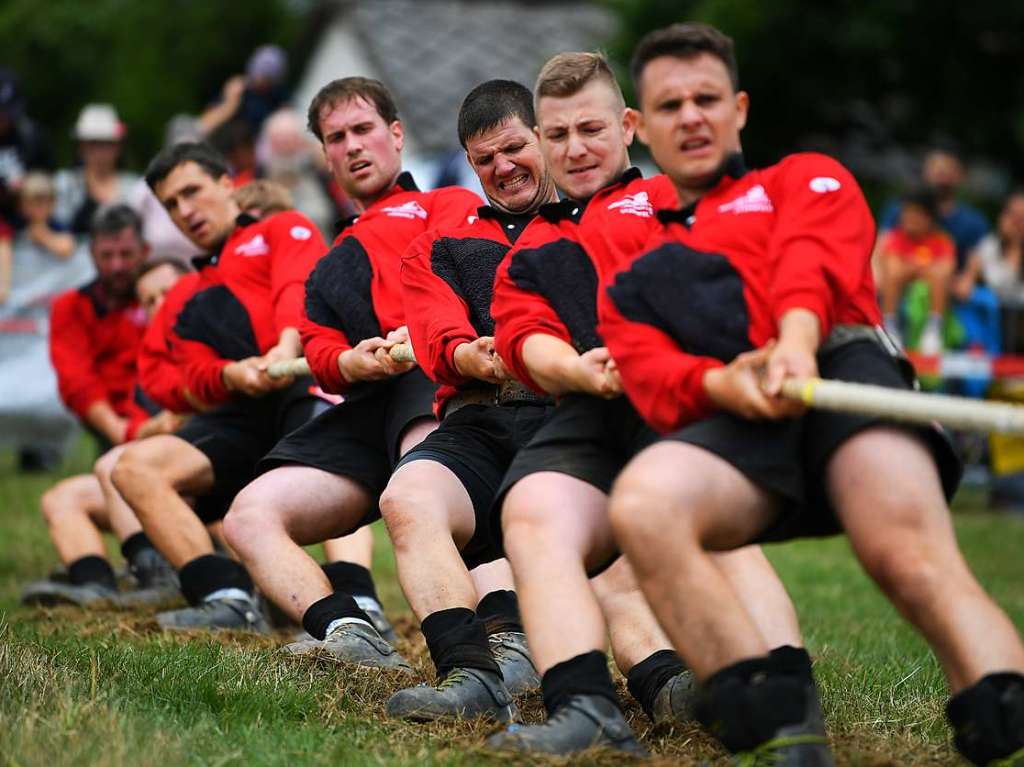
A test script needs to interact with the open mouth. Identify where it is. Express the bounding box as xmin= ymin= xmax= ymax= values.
xmin=349 ymin=159 xmax=372 ymax=174
xmin=680 ymin=137 xmax=712 ymax=153
xmin=190 ymin=220 xmax=208 ymax=238
xmin=499 ymin=173 xmax=531 ymax=192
